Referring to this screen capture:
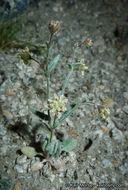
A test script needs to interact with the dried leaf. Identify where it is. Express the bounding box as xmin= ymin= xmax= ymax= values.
xmin=49 ymin=158 xmax=65 ymax=172
xmin=67 ymin=130 xmax=78 ymax=136
xmin=31 ymin=161 xmax=43 ymax=171
xmin=112 ymin=160 xmax=118 ymax=165
xmin=14 ymin=182 xmax=21 ymax=190
xmin=103 ymin=98 xmax=113 ymax=108
xmin=5 ymin=89 xmax=17 ymax=96
xmin=2 ymin=110 xmax=13 ymax=119
xmin=117 ymin=55 xmax=123 ymax=61
xmin=100 ymin=125 xmax=107 ymax=133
